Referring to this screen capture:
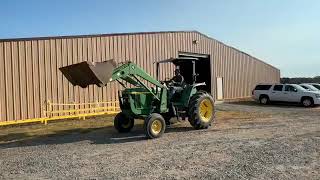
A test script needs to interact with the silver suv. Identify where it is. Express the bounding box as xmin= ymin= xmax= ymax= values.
xmin=252 ymin=84 xmax=320 ymax=107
